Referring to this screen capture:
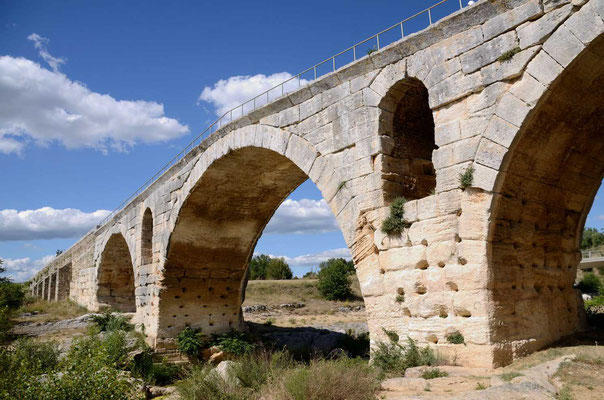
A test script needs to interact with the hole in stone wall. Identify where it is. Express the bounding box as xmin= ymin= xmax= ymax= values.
xmin=379 ymin=77 xmax=436 ymax=201
xmin=97 ymin=233 xmax=136 ymax=313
